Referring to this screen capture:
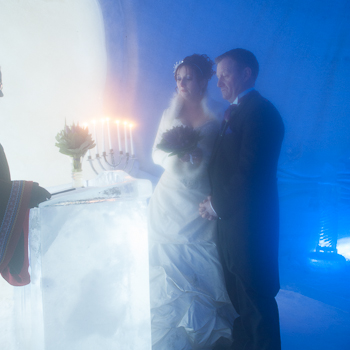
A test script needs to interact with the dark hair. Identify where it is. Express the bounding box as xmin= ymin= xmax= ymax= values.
xmin=174 ymin=54 xmax=215 ymax=82
xmin=215 ymin=48 xmax=259 ymax=80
